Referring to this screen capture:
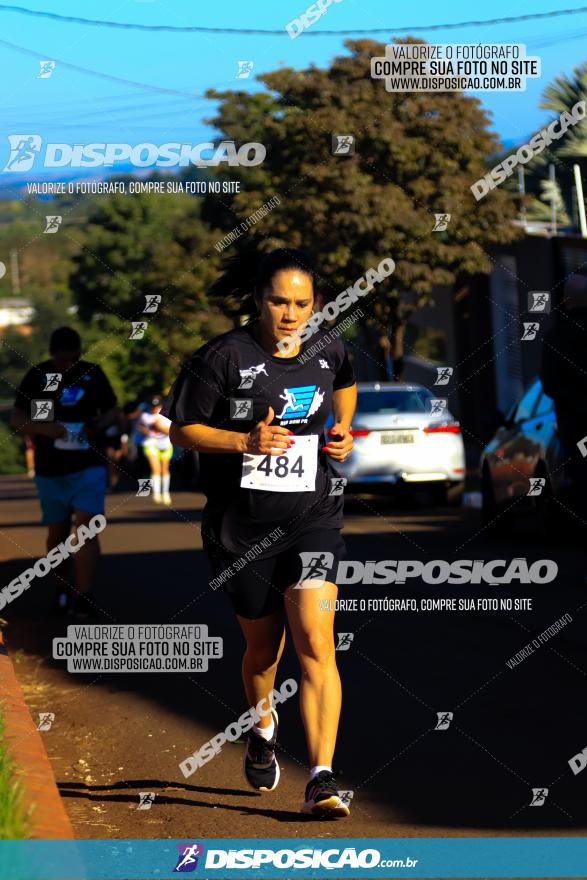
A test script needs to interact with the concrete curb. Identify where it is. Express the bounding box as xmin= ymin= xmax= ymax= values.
xmin=0 ymin=630 xmax=74 ymax=839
